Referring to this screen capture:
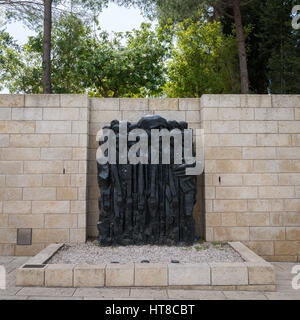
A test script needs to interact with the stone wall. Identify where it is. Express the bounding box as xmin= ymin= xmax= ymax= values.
xmin=202 ymin=95 xmax=300 ymax=262
xmin=0 ymin=94 xmax=89 ymax=256
xmin=0 ymin=94 xmax=299 ymax=261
